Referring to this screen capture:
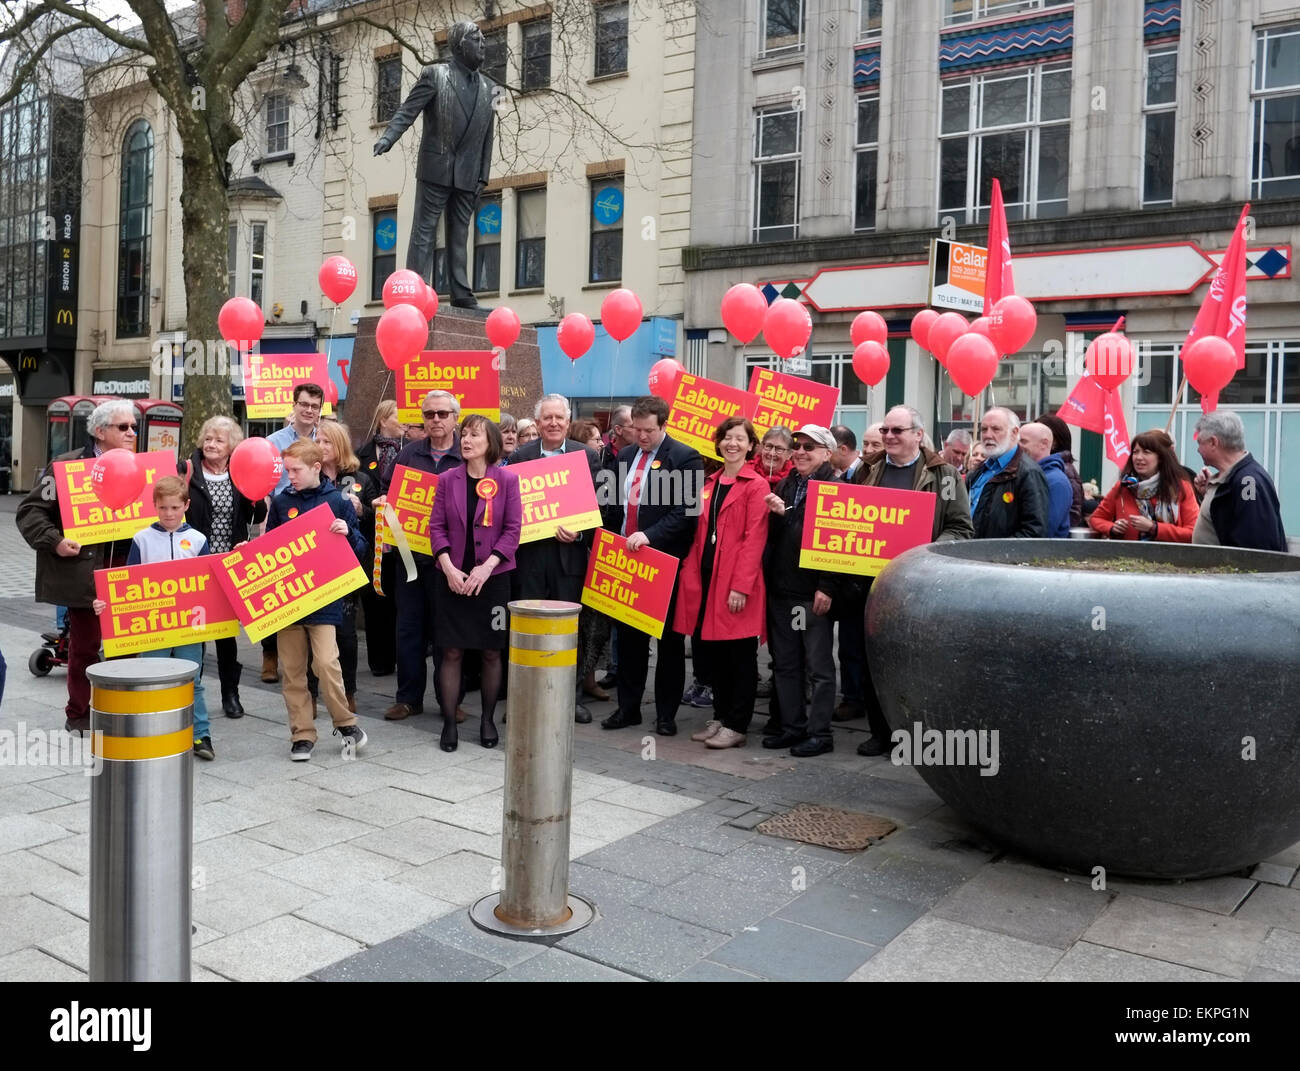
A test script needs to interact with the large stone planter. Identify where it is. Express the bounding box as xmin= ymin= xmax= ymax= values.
xmin=866 ymin=538 xmax=1300 ymax=879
